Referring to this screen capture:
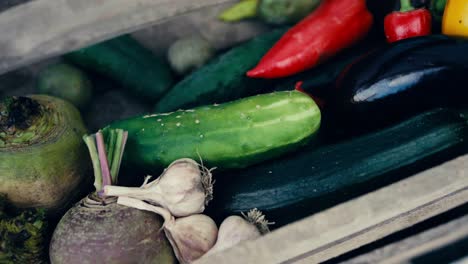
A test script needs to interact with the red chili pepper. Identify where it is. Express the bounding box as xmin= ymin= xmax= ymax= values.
xmin=384 ymin=0 xmax=432 ymax=43
xmin=247 ymin=0 xmax=373 ymax=79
